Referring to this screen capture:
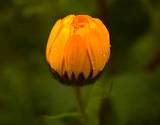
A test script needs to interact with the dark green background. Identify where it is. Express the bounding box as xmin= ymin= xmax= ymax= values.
xmin=0 ymin=0 xmax=160 ymax=125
